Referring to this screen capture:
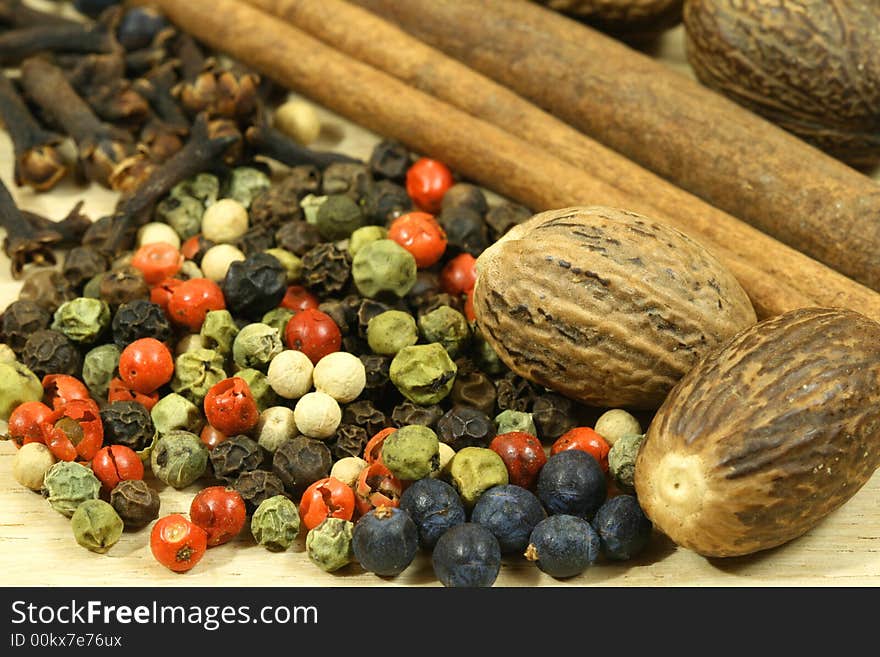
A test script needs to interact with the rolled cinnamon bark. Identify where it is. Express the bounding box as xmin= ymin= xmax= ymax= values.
xmin=354 ymin=0 xmax=880 ymax=293
xmin=153 ymin=0 xmax=880 ymax=321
